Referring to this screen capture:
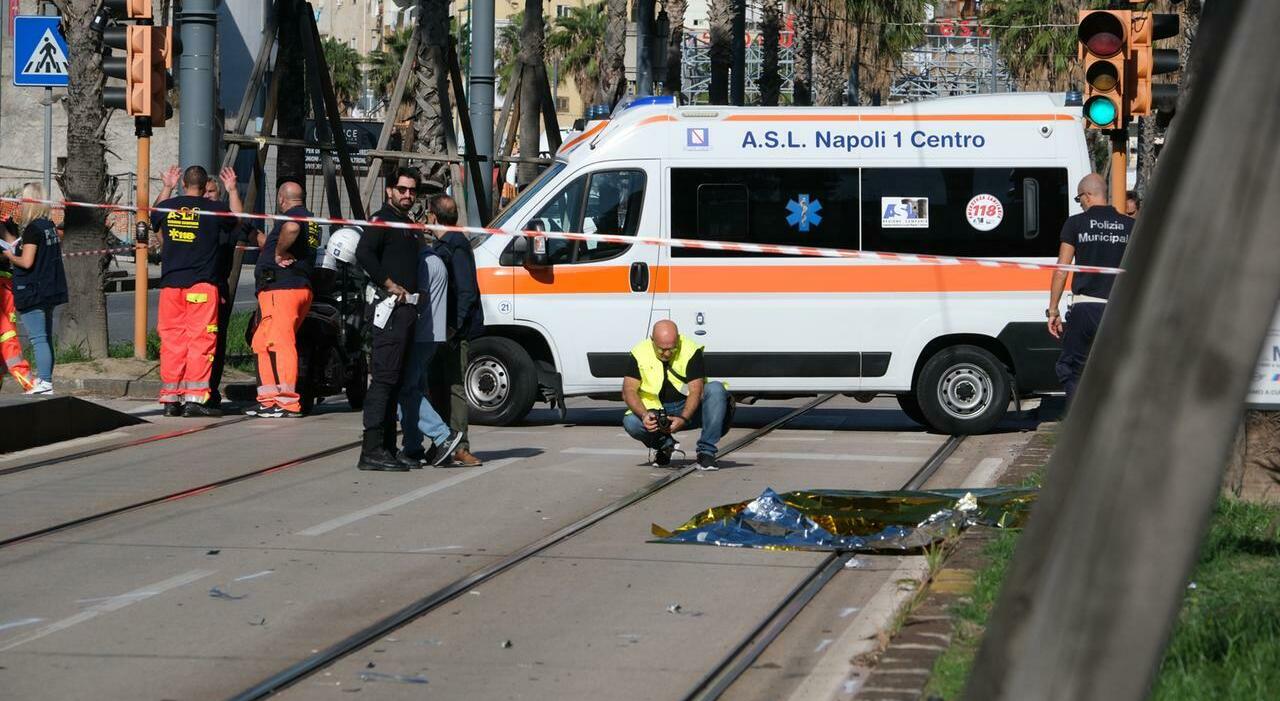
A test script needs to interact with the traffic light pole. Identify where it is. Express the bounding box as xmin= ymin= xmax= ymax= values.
xmin=134 ymin=117 xmax=152 ymax=360
xmin=1109 ymin=130 xmax=1127 ymax=209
